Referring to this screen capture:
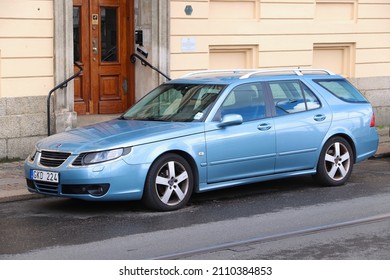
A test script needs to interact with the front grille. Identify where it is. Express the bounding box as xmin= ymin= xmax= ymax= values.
xmin=34 ymin=181 xmax=59 ymax=195
xmin=40 ymin=151 xmax=71 ymax=167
